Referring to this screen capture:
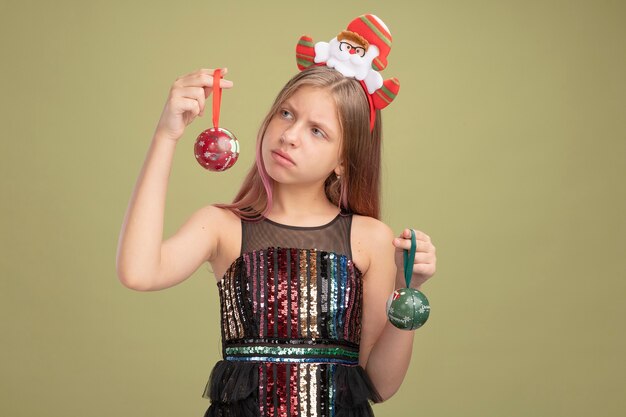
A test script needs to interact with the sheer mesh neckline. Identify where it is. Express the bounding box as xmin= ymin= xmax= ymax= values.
xmin=261 ymin=211 xmax=343 ymax=230
xmin=217 ymin=248 xmax=365 ymax=285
